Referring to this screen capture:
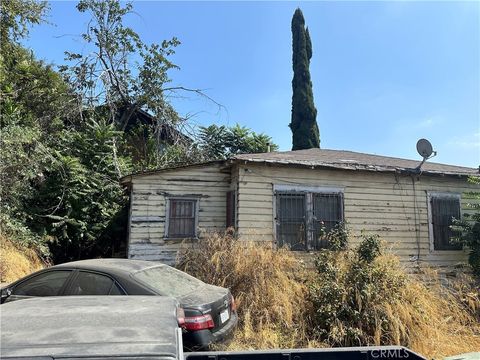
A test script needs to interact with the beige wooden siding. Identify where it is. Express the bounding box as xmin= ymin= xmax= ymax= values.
xmin=235 ymin=163 xmax=479 ymax=269
xmin=128 ymin=163 xmax=231 ymax=264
